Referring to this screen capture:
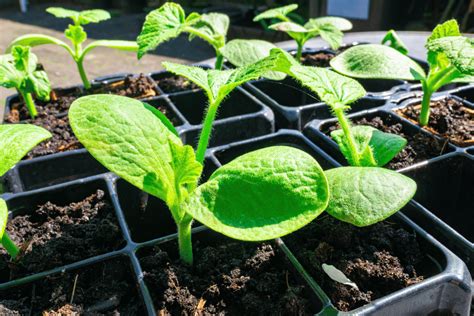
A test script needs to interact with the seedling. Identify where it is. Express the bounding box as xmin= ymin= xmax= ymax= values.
xmin=0 ymin=45 xmax=51 ymax=119
xmin=0 ymin=124 xmax=51 ymax=258
xmin=330 ymin=20 xmax=474 ymax=126
xmin=69 ymin=49 xmax=415 ymax=266
xmin=136 ymin=2 xmax=280 ymax=71
xmin=7 ymin=7 xmax=138 ymax=89
xmin=253 ymin=4 xmax=352 ymax=60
